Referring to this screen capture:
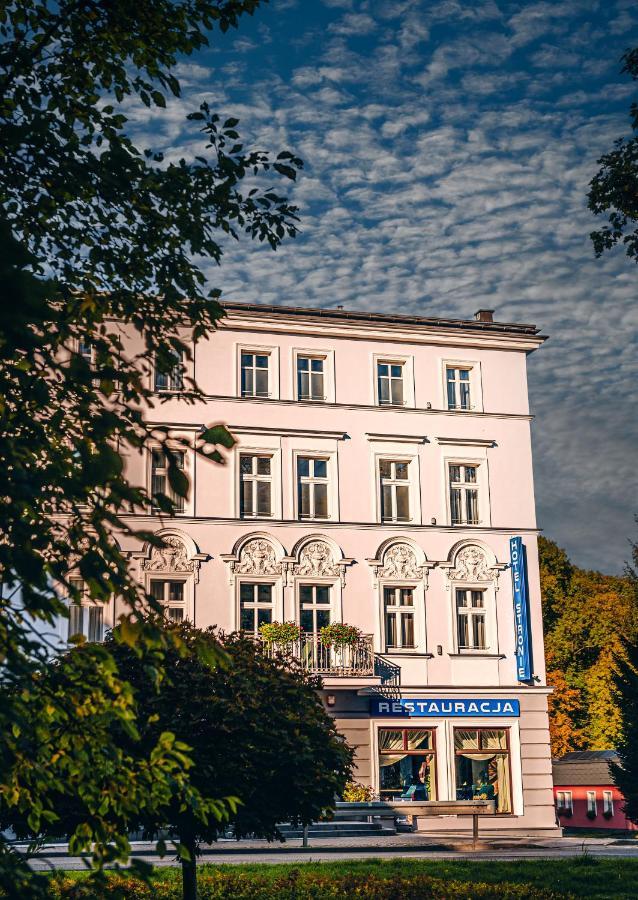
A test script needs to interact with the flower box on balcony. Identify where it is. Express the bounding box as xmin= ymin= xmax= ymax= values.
xmin=259 ymin=621 xmax=303 ymax=645
xmin=319 ymin=623 xmax=362 ymax=648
